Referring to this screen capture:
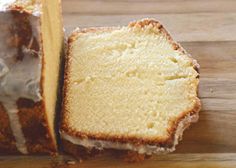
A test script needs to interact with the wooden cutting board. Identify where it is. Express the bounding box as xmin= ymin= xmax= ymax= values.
xmin=1 ymin=0 xmax=236 ymax=167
